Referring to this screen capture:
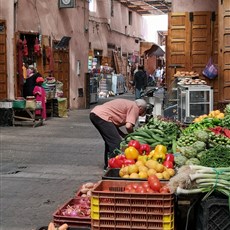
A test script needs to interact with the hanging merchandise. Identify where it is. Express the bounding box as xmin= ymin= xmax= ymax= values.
xmin=23 ymin=37 xmax=28 ymax=56
xmin=45 ymin=46 xmax=54 ymax=72
xmin=34 ymin=37 xmax=41 ymax=56
xmin=17 ymin=39 xmax=24 ymax=86
xmin=202 ymin=57 xmax=218 ymax=80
